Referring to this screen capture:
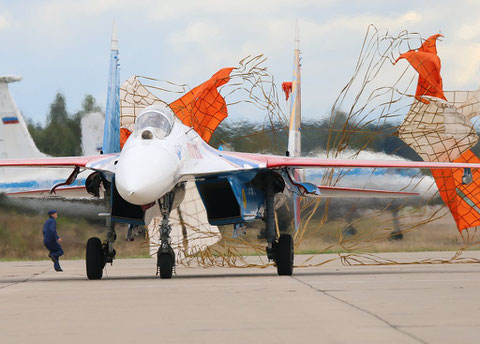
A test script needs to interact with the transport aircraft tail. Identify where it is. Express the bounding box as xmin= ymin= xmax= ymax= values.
xmin=102 ymin=23 xmax=121 ymax=154
xmin=0 ymin=76 xmax=89 ymax=198
xmin=0 ymin=76 xmax=45 ymax=159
